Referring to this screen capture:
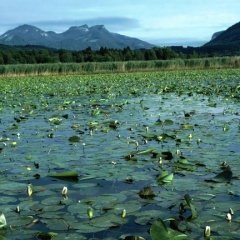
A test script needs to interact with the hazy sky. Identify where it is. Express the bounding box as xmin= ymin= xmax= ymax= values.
xmin=1 ymin=0 xmax=240 ymax=46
